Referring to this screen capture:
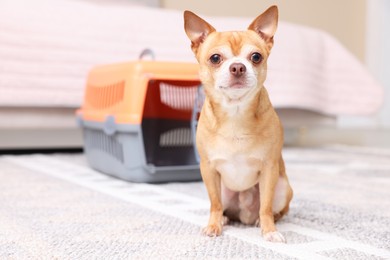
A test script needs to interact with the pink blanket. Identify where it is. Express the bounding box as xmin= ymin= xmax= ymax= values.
xmin=0 ymin=0 xmax=383 ymax=116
